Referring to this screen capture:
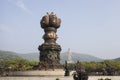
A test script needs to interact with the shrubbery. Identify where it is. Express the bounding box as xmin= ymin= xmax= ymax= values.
xmin=66 ymin=60 xmax=120 ymax=72
xmin=0 ymin=59 xmax=38 ymax=76
xmin=98 ymin=78 xmax=111 ymax=80
xmin=0 ymin=59 xmax=120 ymax=76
